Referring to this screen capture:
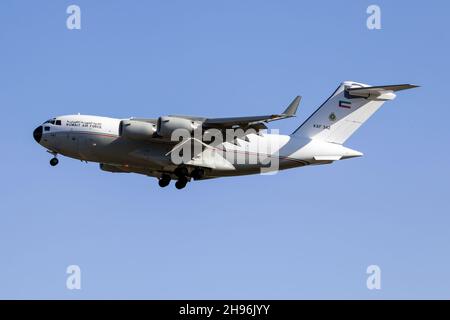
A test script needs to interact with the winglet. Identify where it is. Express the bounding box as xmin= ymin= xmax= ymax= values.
xmin=282 ymin=96 xmax=301 ymax=116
